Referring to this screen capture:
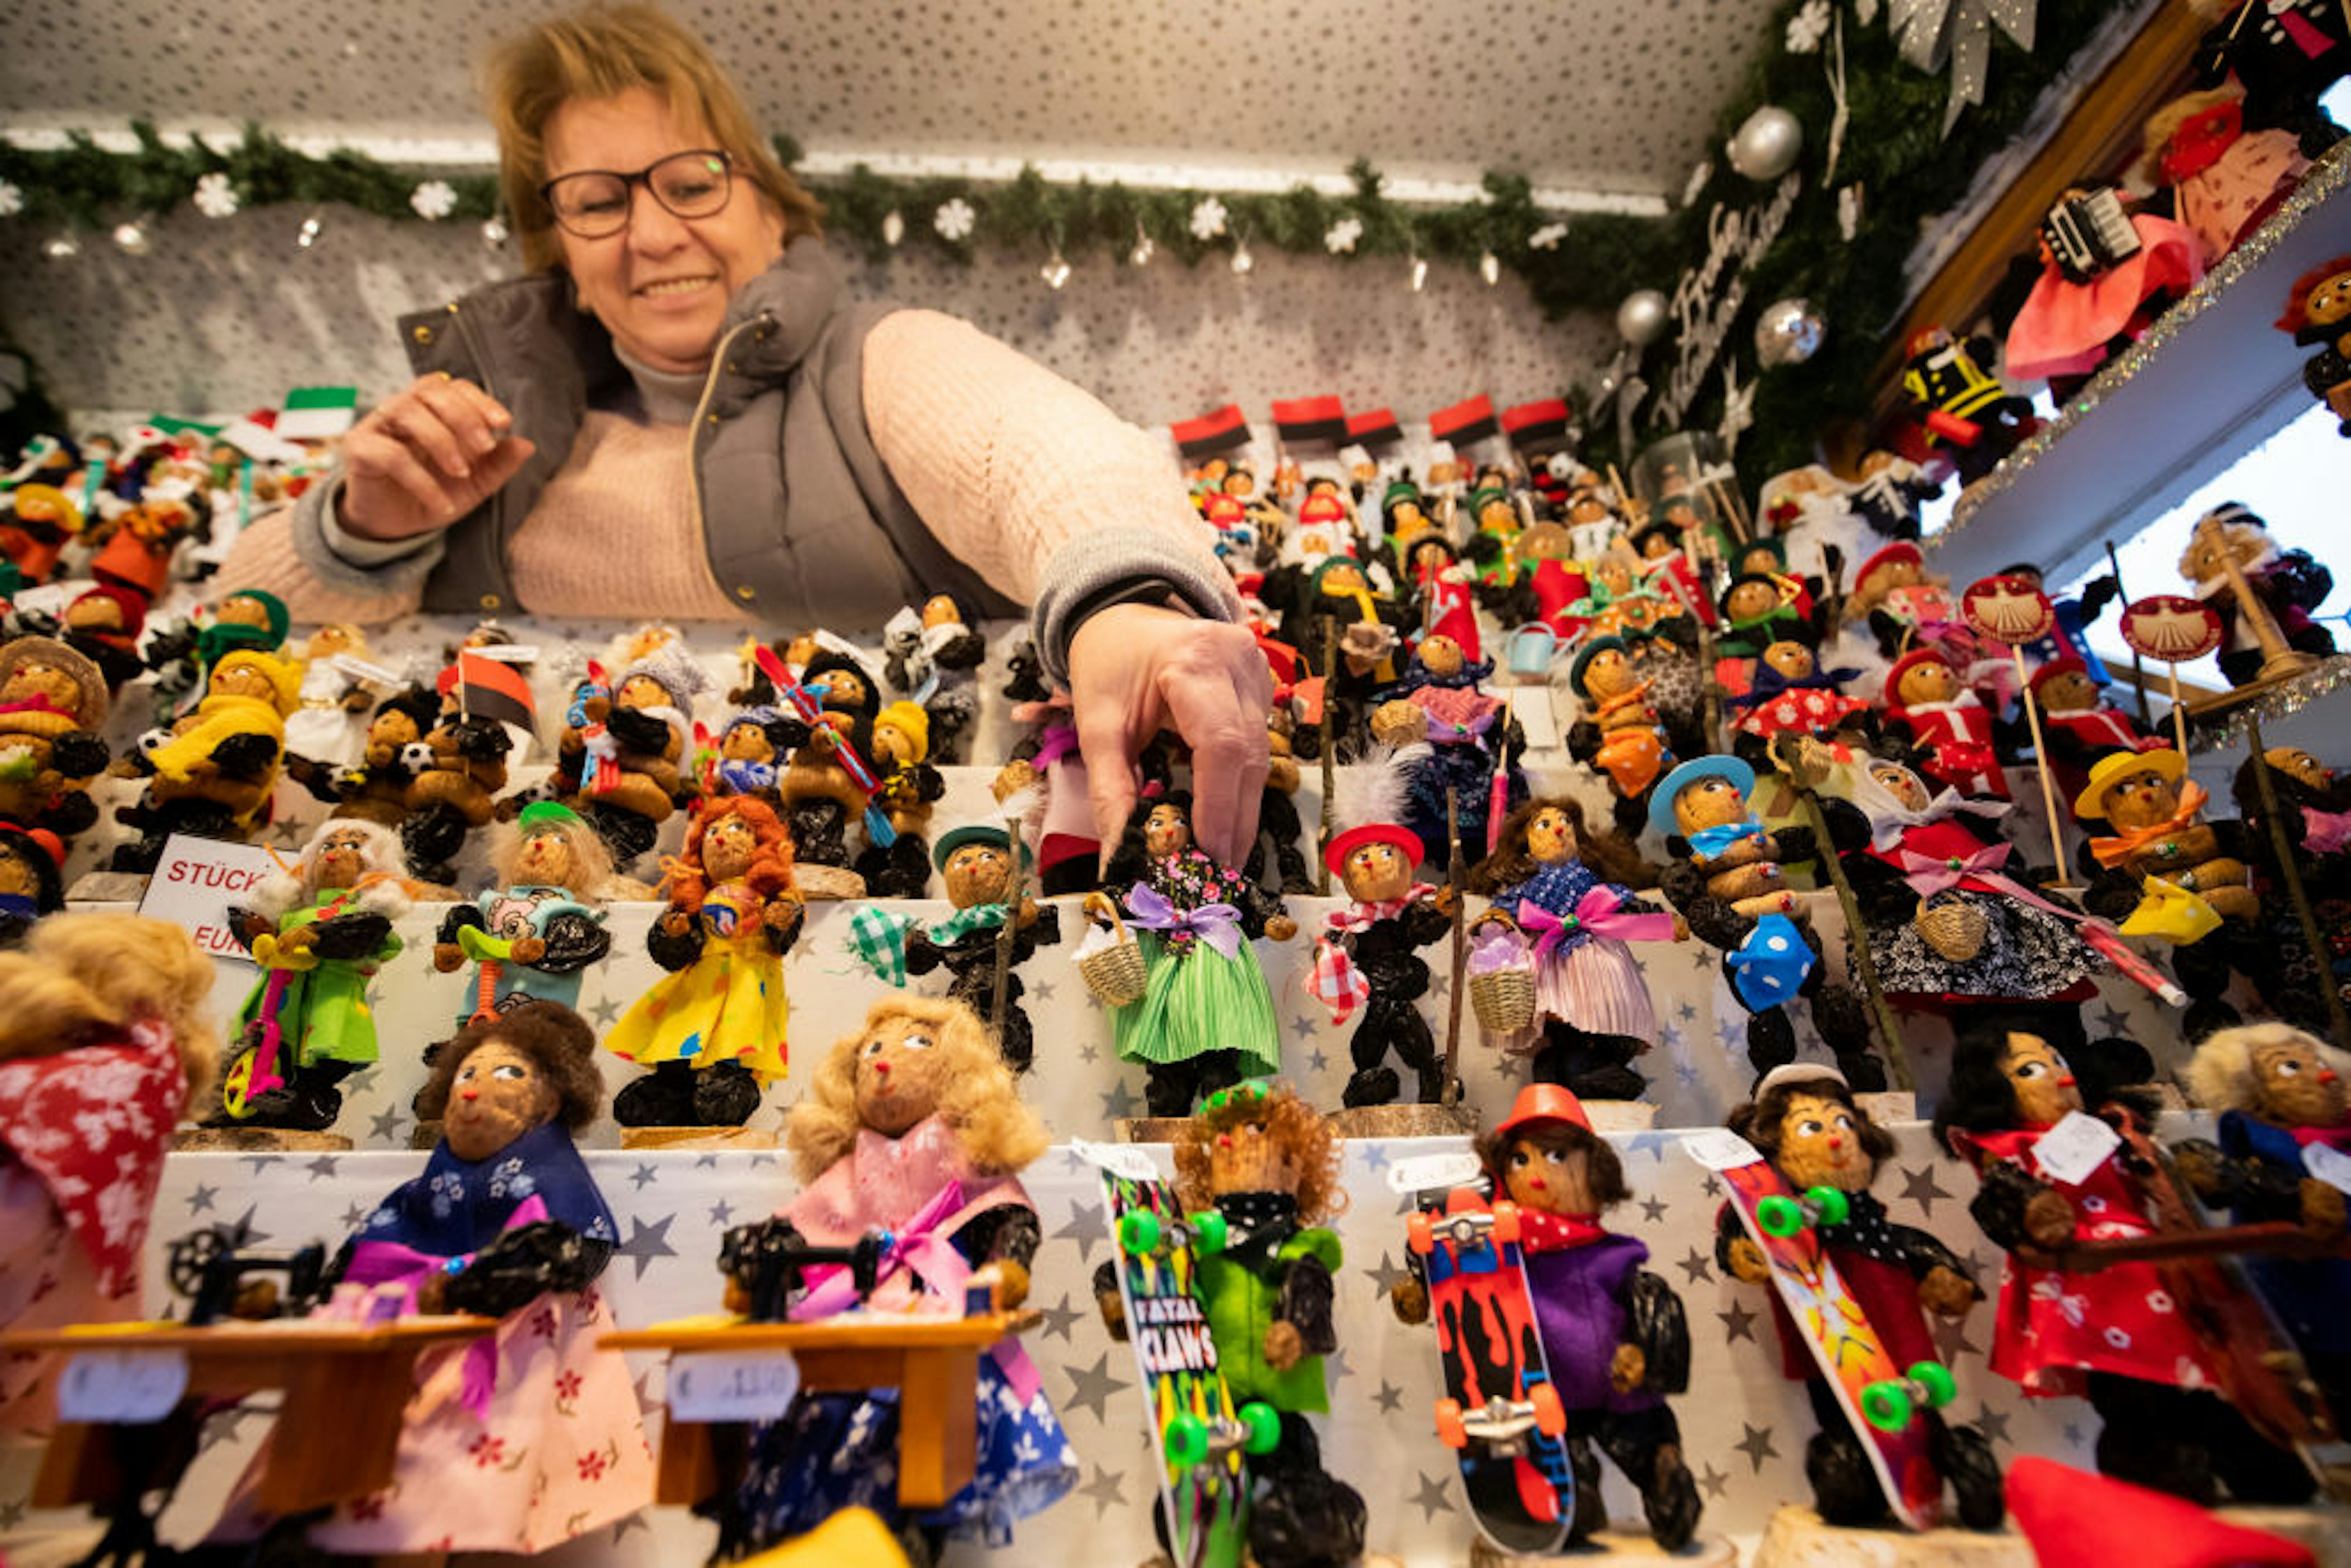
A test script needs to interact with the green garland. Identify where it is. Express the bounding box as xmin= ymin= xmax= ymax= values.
xmin=0 ymin=0 xmax=2135 ymax=485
